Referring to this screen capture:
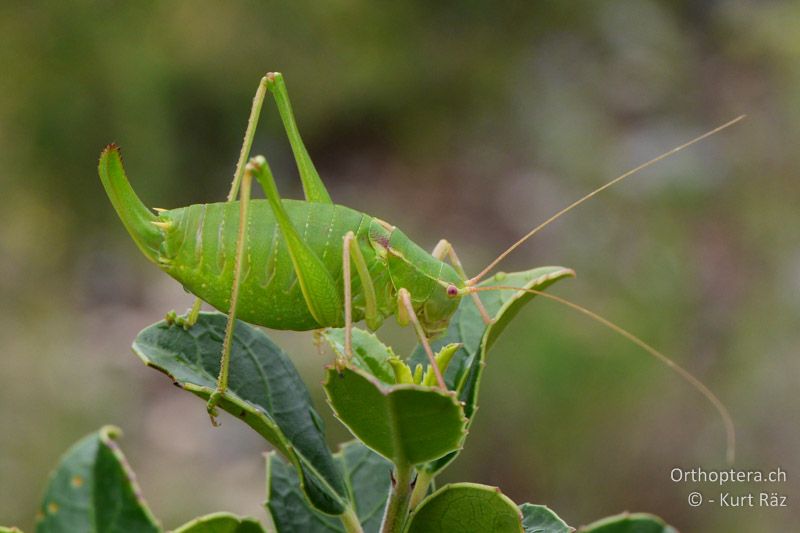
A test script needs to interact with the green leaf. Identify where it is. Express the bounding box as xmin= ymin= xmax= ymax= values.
xmin=266 ymin=454 xmax=341 ymax=533
xmin=410 ymin=267 xmax=574 ymax=474
xmin=322 ymin=328 xmax=396 ymax=384
xmin=404 ymin=483 xmax=523 ymax=533
xmin=579 ymin=513 xmax=677 ymax=533
xmin=132 ymin=312 xmax=348 ymax=515
xmin=519 ymin=504 xmax=572 ymax=533
xmin=36 ymin=426 xmax=161 ymax=533
xmin=324 ymin=365 xmax=467 ymax=465
xmin=336 ymin=441 xmax=392 ymax=532
xmin=266 ymin=441 xmax=393 ymax=533
xmin=172 ymin=512 xmax=264 ymax=533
